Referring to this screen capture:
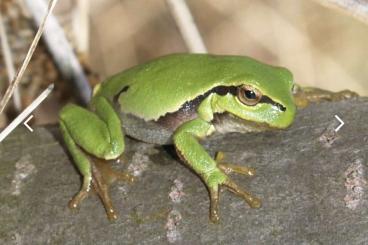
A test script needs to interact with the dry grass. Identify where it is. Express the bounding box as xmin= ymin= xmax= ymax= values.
xmin=1 ymin=0 xmax=368 ymax=126
xmin=66 ymin=0 xmax=366 ymax=95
